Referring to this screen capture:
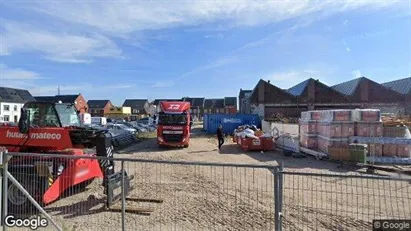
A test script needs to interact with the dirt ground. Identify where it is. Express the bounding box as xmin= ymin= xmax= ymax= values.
xmin=10 ymin=124 xmax=411 ymax=231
